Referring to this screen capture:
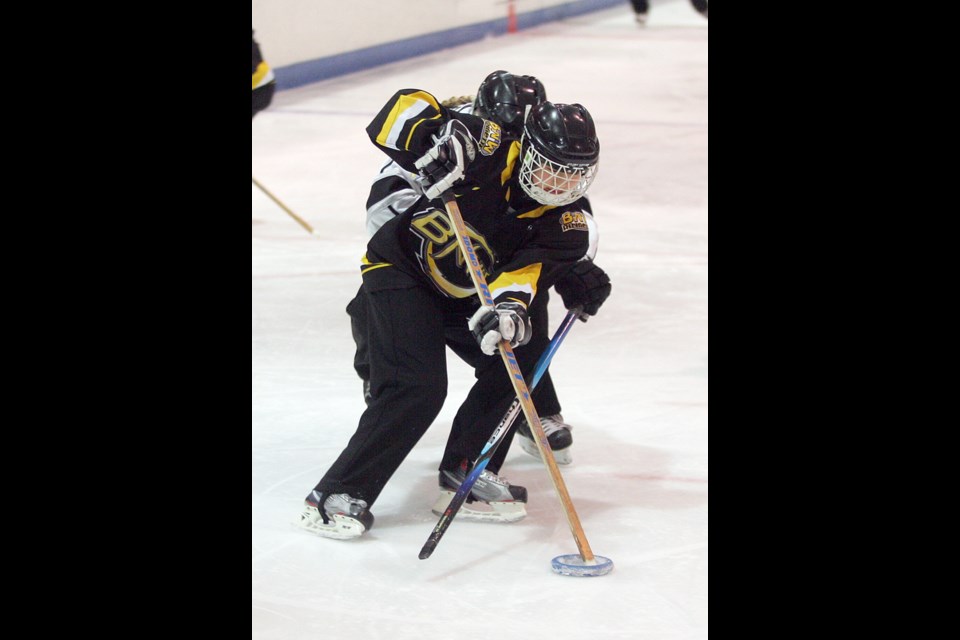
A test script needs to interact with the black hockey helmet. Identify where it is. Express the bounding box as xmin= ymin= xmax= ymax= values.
xmin=474 ymin=70 xmax=547 ymax=134
xmin=518 ymin=102 xmax=599 ymax=206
